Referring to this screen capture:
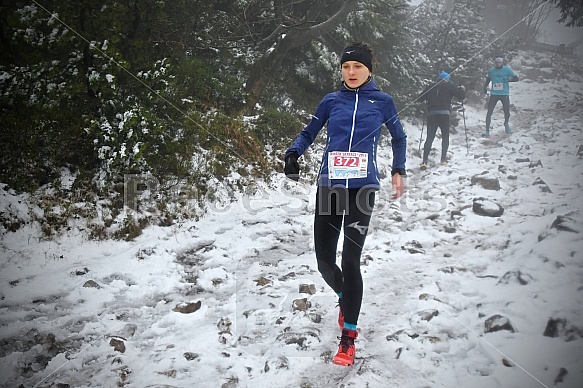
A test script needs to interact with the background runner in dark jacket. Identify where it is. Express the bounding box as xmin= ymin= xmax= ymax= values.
xmin=416 ymin=72 xmax=465 ymax=167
